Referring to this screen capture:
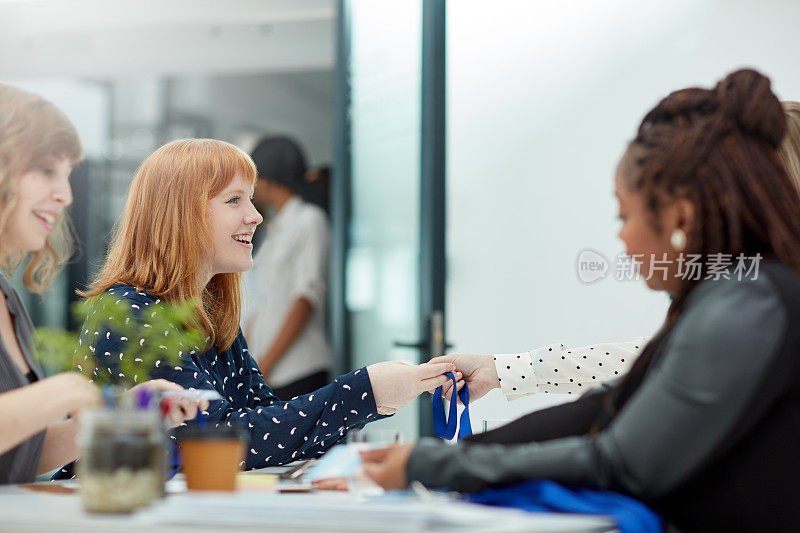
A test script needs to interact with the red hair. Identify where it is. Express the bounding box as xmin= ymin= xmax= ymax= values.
xmin=81 ymin=139 xmax=257 ymax=351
